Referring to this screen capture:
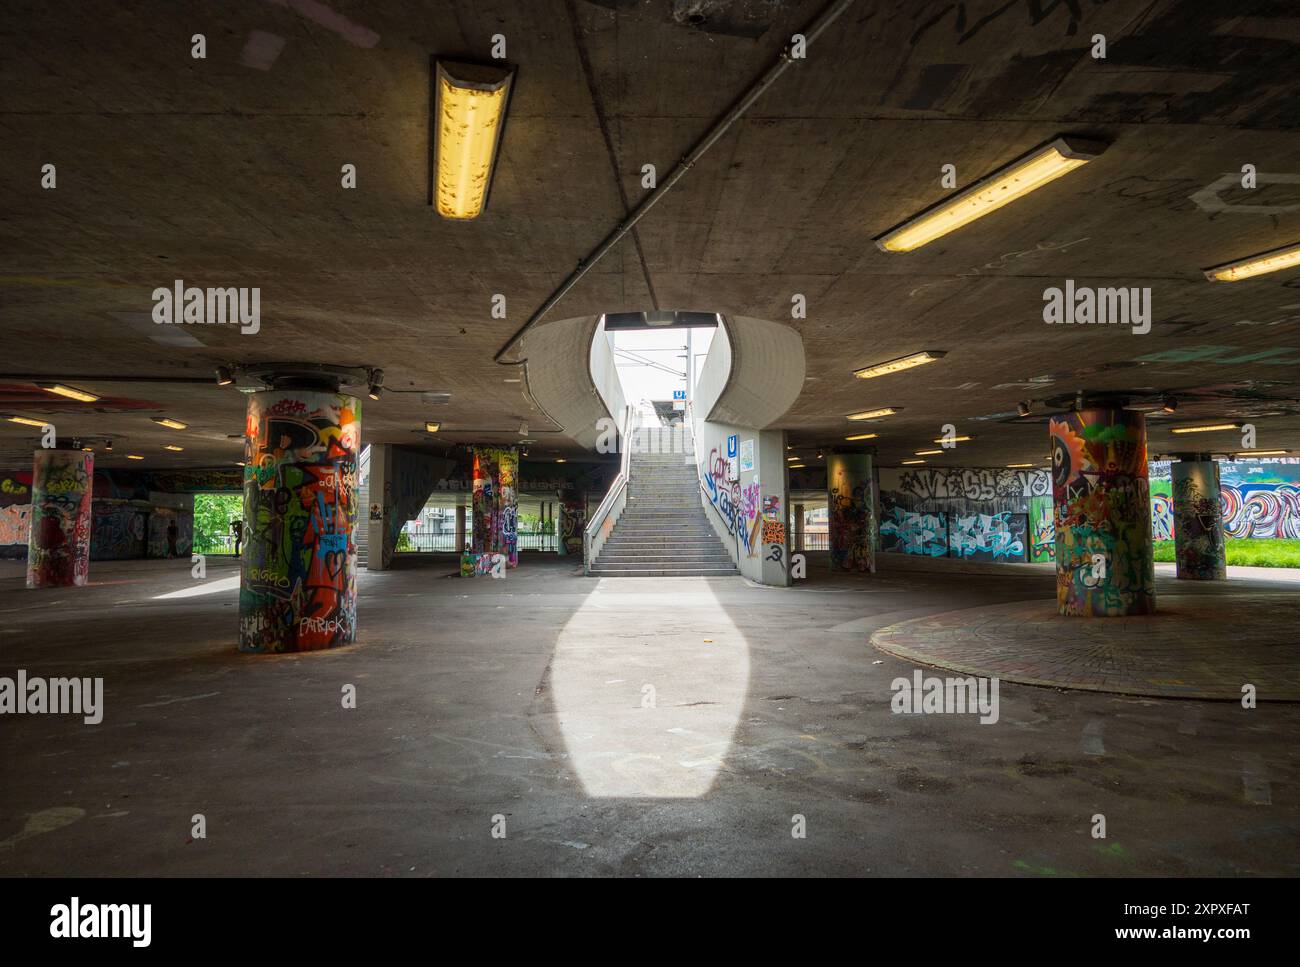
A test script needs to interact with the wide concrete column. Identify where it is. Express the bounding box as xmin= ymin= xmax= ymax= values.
xmin=1172 ymin=456 xmax=1227 ymax=580
xmin=239 ymin=389 xmax=361 ymax=652
xmin=1050 ymin=407 xmax=1155 ymax=615
xmin=827 ymin=450 xmax=875 ymax=572
xmin=26 ymin=449 xmax=93 ymax=588
xmin=454 ymin=504 xmax=466 ymax=551
xmin=469 ymin=446 xmax=519 ymax=569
